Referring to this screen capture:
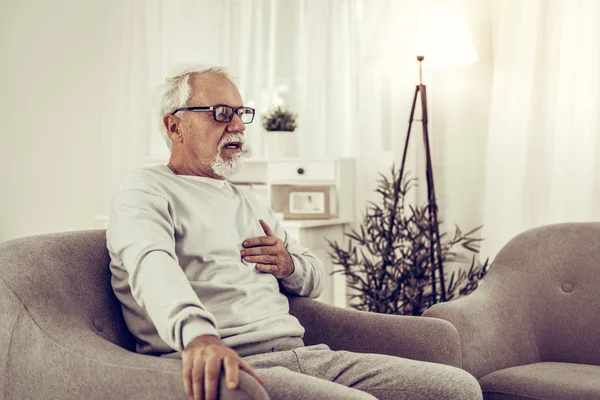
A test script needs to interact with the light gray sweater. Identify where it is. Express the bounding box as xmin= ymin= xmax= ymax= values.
xmin=107 ymin=165 xmax=324 ymax=355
